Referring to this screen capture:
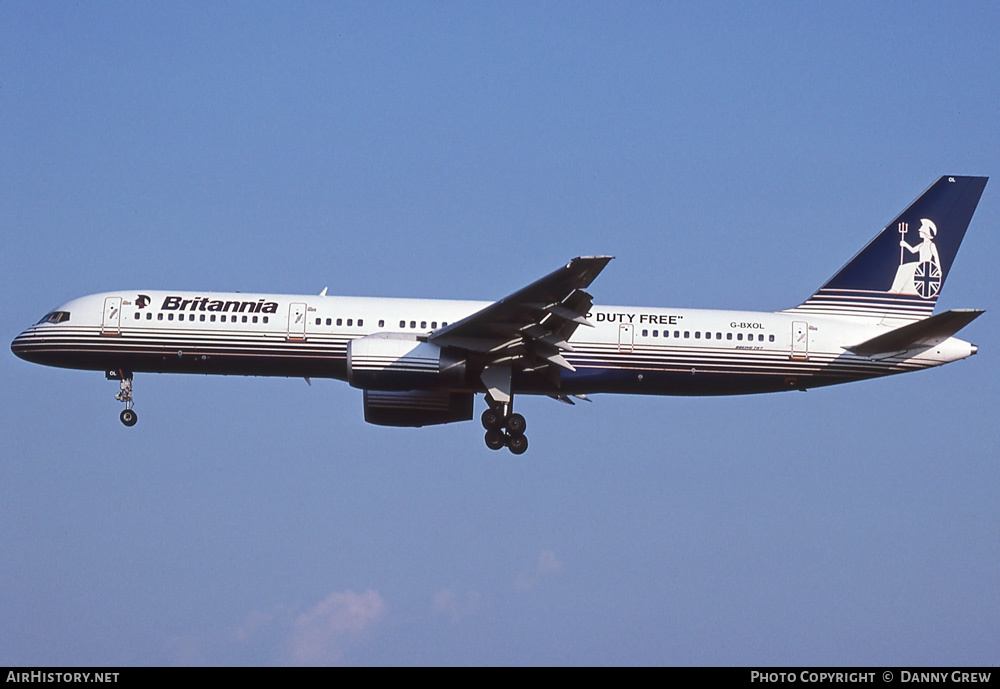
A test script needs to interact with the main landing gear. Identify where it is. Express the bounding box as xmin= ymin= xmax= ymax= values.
xmin=109 ymin=369 xmax=138 ymax=427
xmin=482 ymin=397 xmax=528 ymax=455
